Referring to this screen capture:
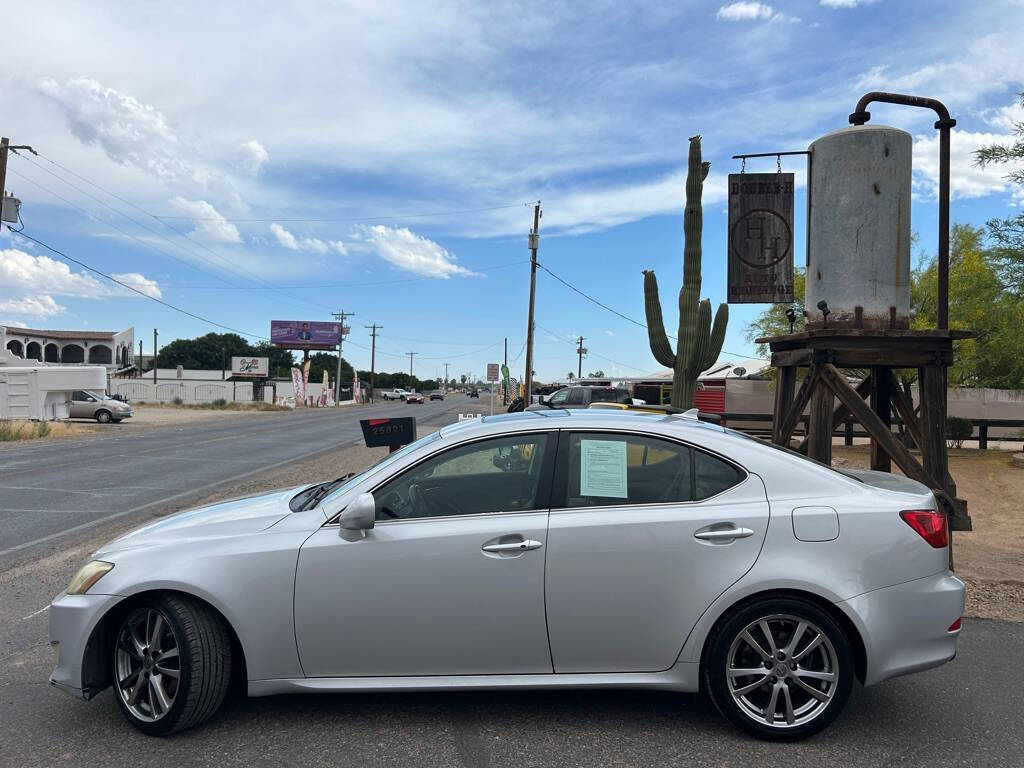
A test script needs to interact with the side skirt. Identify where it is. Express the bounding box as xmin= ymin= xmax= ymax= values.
xmin=249 ymin=662 xmax=699 ymax=697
